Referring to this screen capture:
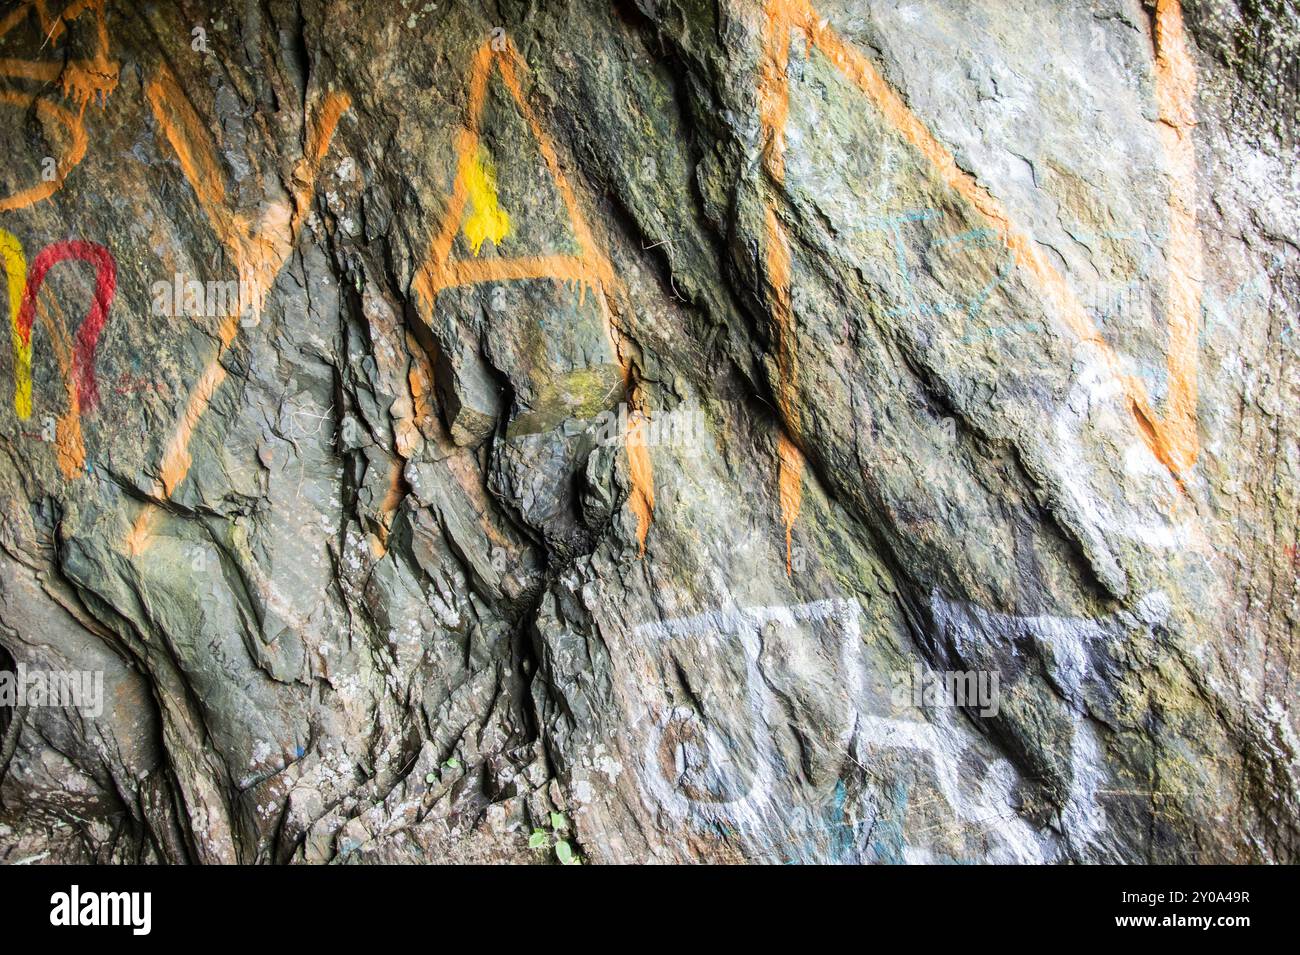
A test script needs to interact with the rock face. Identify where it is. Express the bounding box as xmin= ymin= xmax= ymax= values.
xmin=0 ymin=0 xmax=1297 ymax=865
